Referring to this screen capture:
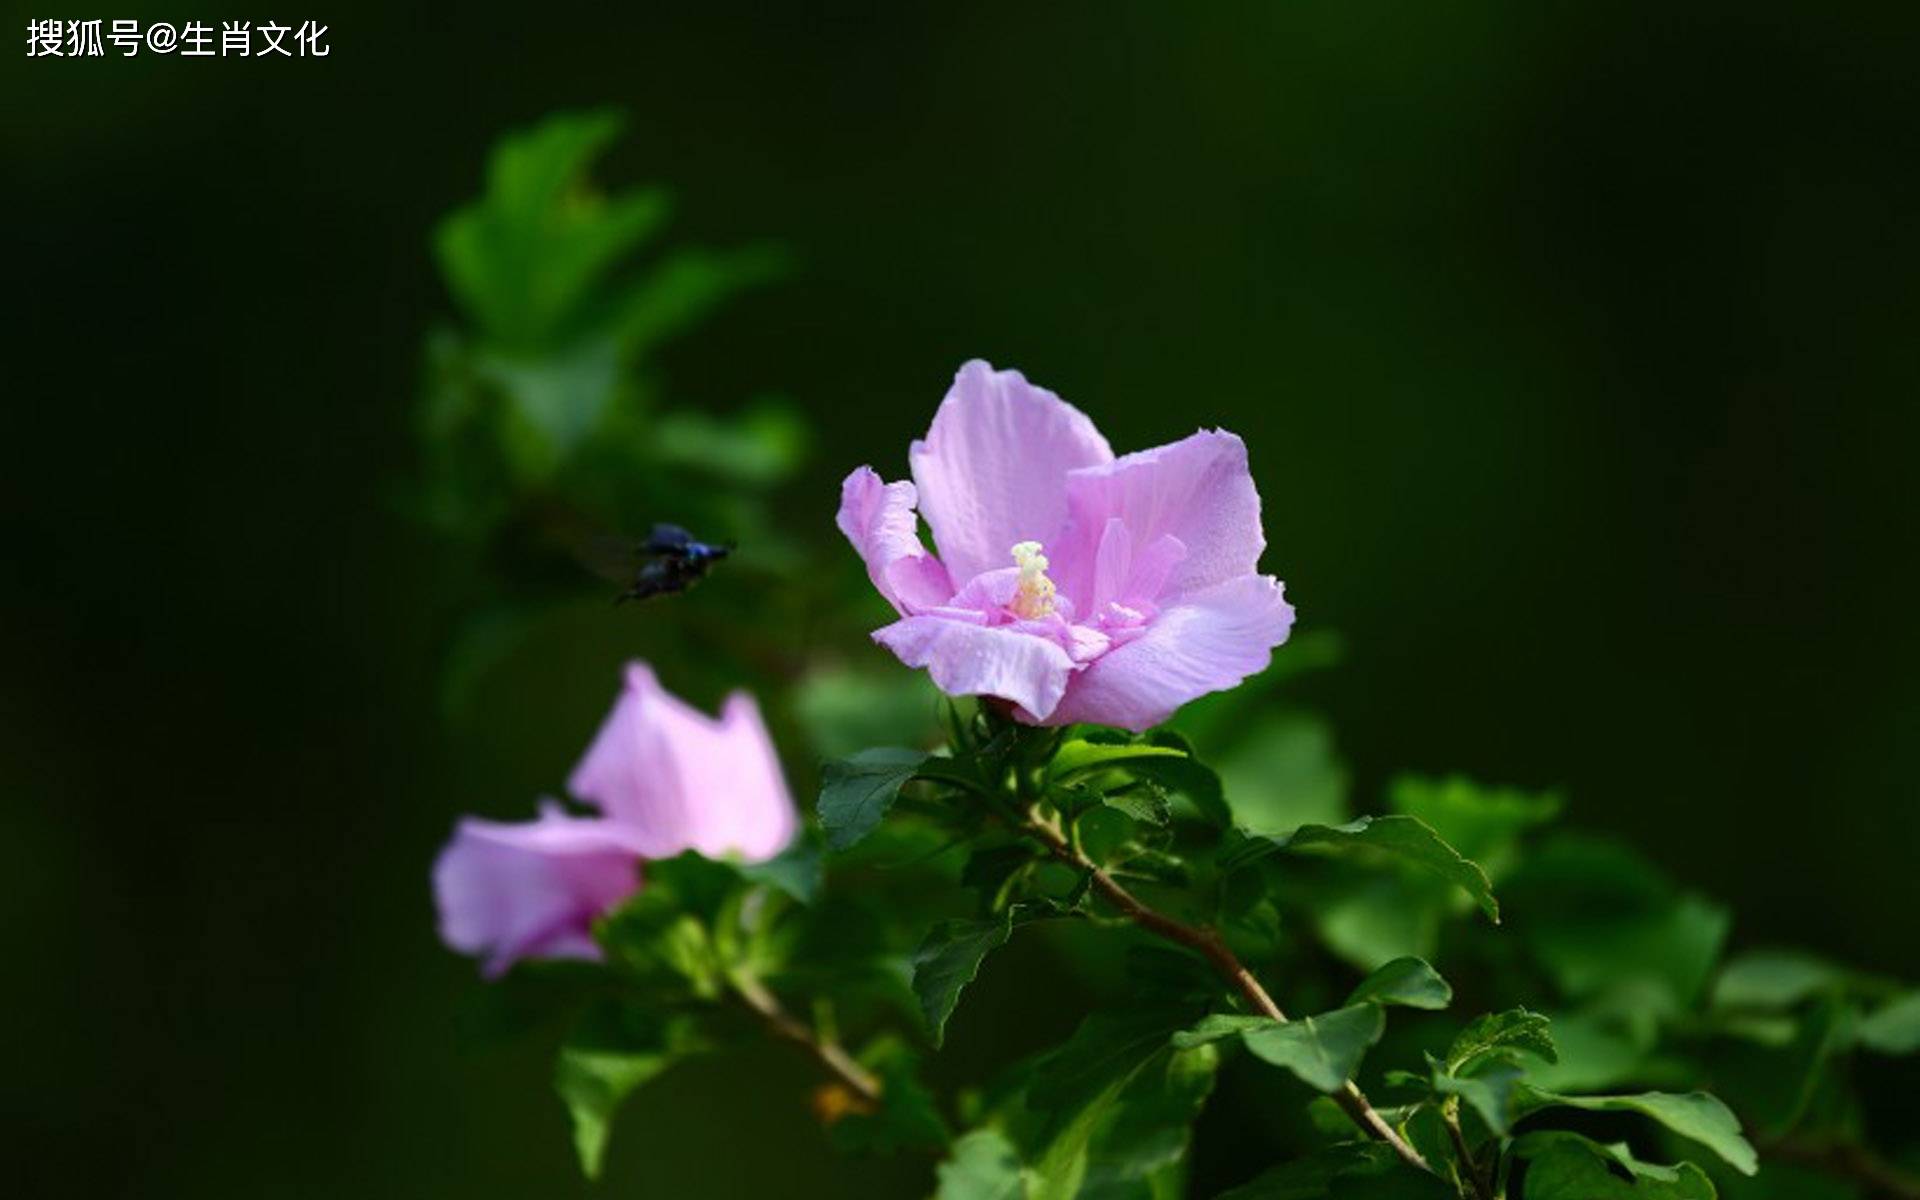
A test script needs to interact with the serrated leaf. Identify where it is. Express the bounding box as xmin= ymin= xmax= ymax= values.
xmin=1512 ymin=1132 xmax=1716 ymax=1199
xmin=911 ymin=911 xmax=1015 ymax=1046
xmin=937 ymin=1128 xmax=1028 ymax=1200
xmin=1104 ymin=786 xmax=1173 ymax=828
xmin=1387 ymin=774 xmax=1560 ymax=881
xmin=1857 ymin=990 xmax=1920 ymax=1055
xmin=1346 ymin=957 xmax=1452 ymax=1010
xmin=1521 ymin=1089 xmax=1756 ymax=1175
xmin=1448 ymin=1008 xmax=1558 ymax=1074
xmin=818 ymin=747 xmax=931 ymax=851
xmin=1236 ymin=815 xmax=1499 ymax=921
xmin=1178 ymin=1004 xmax=1385 ymax=1093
